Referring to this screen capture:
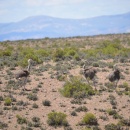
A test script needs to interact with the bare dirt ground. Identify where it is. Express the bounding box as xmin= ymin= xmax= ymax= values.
xmin=0 ymin=34 xmax=130 ymax=130
xmin=0 ymin=61 xmax=130 ymax=130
